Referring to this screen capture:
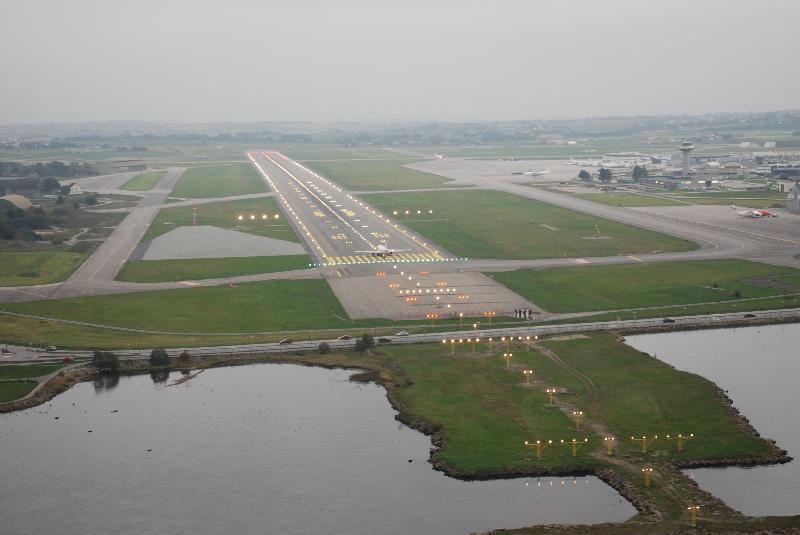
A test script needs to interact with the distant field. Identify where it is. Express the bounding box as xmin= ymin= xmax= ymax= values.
xmin=280 ymin=145 xmax=407 ymax=161
xmin=662 ymin=190 xmax=787 ymax=209
xmin=0 ymin=251 xmax=85 ymax=287
xmin=170 ymin=163 xmax=267 ymax=198
xmin=492 ymin=260 xmax=800 ymax=313
xmin=117 ymin=255 xmax=311 ymax=282
xmin=303 ymin=159 xmax=453 ymax=191
xmin=0 ymin=363 xmax=65 ymax=380
xmin=574 ymin=192 xmax=685 ymax=207
xmin=363 ymin=190 xmax=697 ymax=259
xmin=0 ymin=381 xmax=36 ymax=403
xmin=142 ymin=197 xmax=297 ymax=242
xmin=119 ymin=172 xmax=164 ymax=191
xmin=4 ymin=279 xmax=377 ymax=334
